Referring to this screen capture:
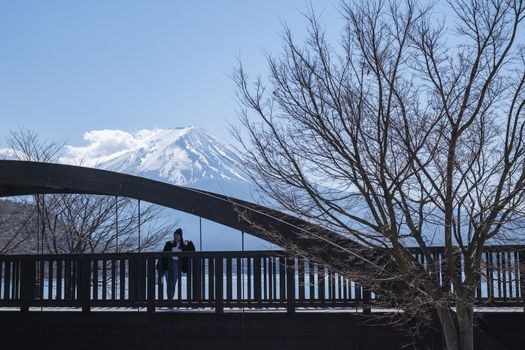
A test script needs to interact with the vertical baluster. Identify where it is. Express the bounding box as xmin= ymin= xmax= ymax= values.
xmin=102 ymin=260 xmax=107 ymax=301
xmin=48 ymin=260 xmax=54 ymax=300
xmin=253 ymin=256 xmax=262 ymax=305
xmin=319 ymin=265 xmax=325 ymax=304
xmin=92 ymin=259 xmax=99 ymax=302
xmin=496 ymin=252 xmax=502 ymax=299
xmin=119 ymin=259 xmax=125 ymax=301
xmin=247 ymin=257 xmax=252 ymax=303
xmin=157 ymin=267 xmax=164 ymax=301
xmin=186 ymin=257 xmax=192 ymax=304
xmin=273 ymin=257 xmax=278 ymax=301
xmin=56 ymin=259 xmax=63 ymax=301
xmin=279 ymin=257 xmax=285 ymax=305
xmin=502 ymin=251 xmax=508 ymax=301
xmin=226 ymin=257 xmax=232 ymax=304
xmin=487 ymin=251 xmax=493 ymax=301
xmin=514 ymin=251 xmax=520 ymax=301
xmin=111 ymin=259 xmax=116 ymax=301
xmin=261 ymin=257 xmax=268 ymax=300
xmin=39 ymin=259 xmax=44 ymax=301
xmin=191 ymin=255 xmax=201 ymax=304
xmin=286 ymin=256 xmax=295 ymax=313
xmin=309 ymin=260 xmax=315 ymax=303
xmin=147 ymin=257 xmax=156 ymax=313
xmin=209 ymin=257 xmax=215 ymax=301
xmin=268 ymin=257 xmax=273 ymax=301
xmin=4 ymin=260 xmax=11 ymax=301
xmin=519 ymin=250 xmax=525 ymax=311
xmin=215 ymin=257 xmax=223 ymax=313
xmin=0 ymin=260 xmax=3 ymax=300
xmin=298 ymin=258 xmax=305 ymax=303
xmin=236 ymin=257 xmax=241 ymax=304
xmin=64 ymin=259 xmax=71 ymax=301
